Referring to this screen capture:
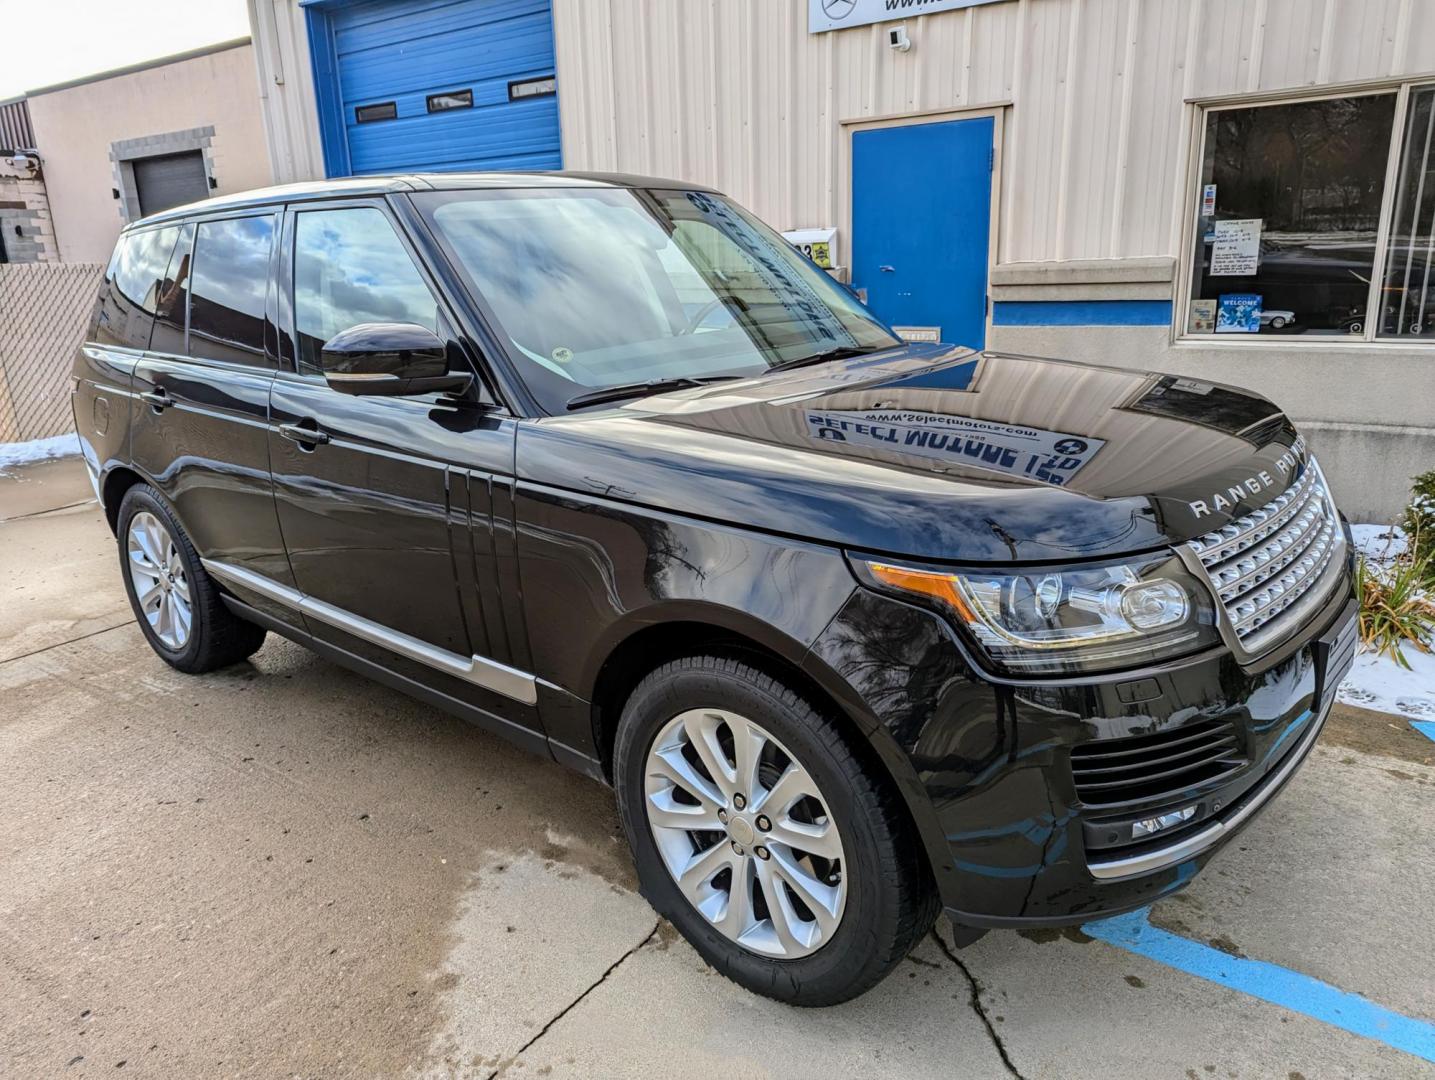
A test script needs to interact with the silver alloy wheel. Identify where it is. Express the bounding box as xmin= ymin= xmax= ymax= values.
xmin=126 ymin=511 xmax=192 ymax=650
xmin=644 ymin=708 xmax=847 ymax=958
